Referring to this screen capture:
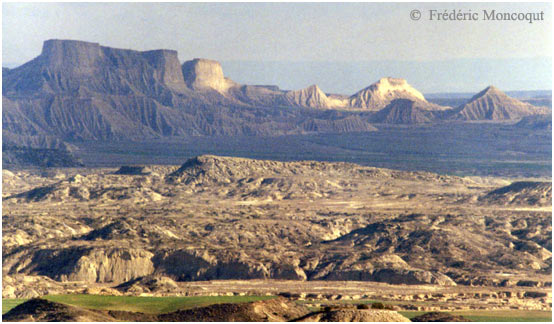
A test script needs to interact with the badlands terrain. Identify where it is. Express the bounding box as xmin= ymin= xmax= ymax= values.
xmin=2 ymin=155 xmax=552 ymax=319
xmin=2 ymin=39 xmax=552 ymax=320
